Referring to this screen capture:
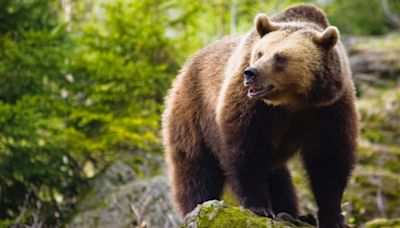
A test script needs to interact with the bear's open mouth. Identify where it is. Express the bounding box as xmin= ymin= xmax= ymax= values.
xmin=248 ymin=84 xmax=275 ymax=98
